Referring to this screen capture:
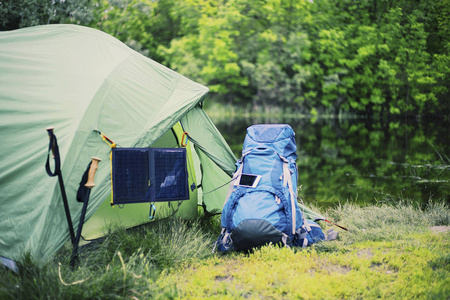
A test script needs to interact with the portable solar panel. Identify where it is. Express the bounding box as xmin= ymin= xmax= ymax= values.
xmin=112 ymin=148 xmax=189 ymax=204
